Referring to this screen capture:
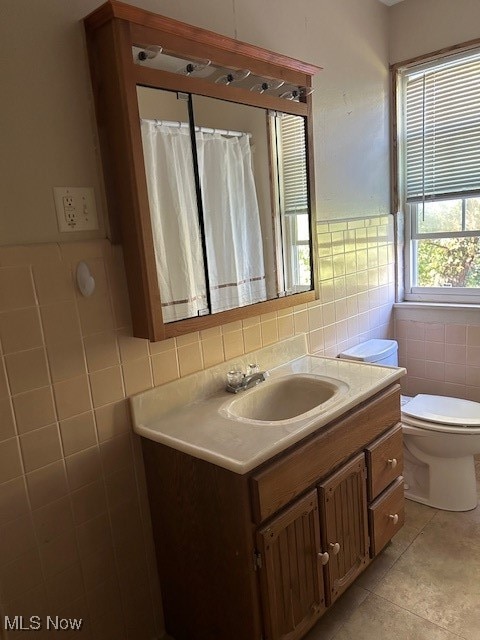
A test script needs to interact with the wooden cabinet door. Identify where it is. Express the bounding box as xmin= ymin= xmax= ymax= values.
xmin=257 ymin=489 xmax=327 ymax=640
xmin=319 ymin=453 xmax=369 ymax=605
